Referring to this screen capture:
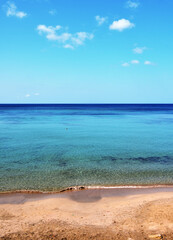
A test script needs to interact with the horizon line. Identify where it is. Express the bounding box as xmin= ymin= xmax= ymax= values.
xmin=1 ymin=103 xmax=173 ymax=105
